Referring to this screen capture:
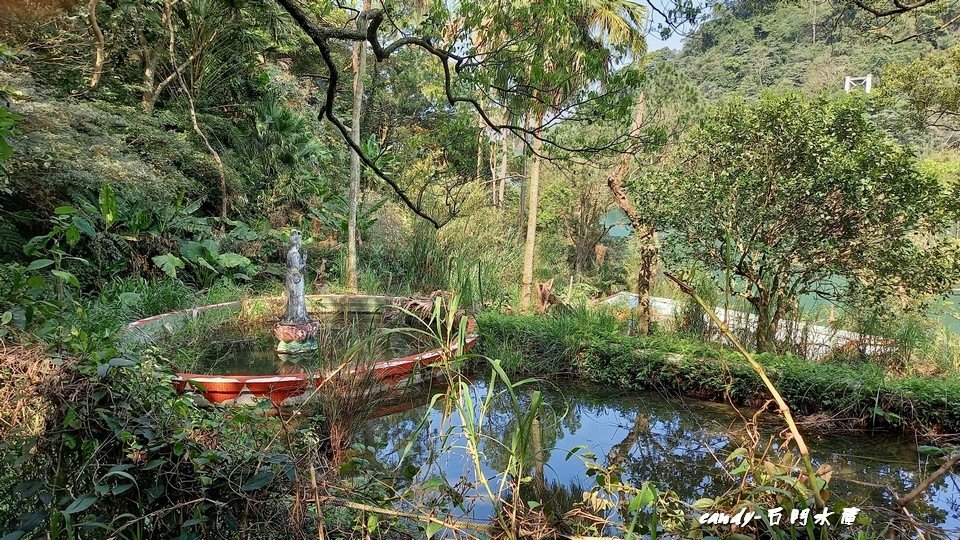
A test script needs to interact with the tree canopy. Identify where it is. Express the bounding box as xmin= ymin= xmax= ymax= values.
xmin=653 ymin=92 xmax=959 ymax=350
